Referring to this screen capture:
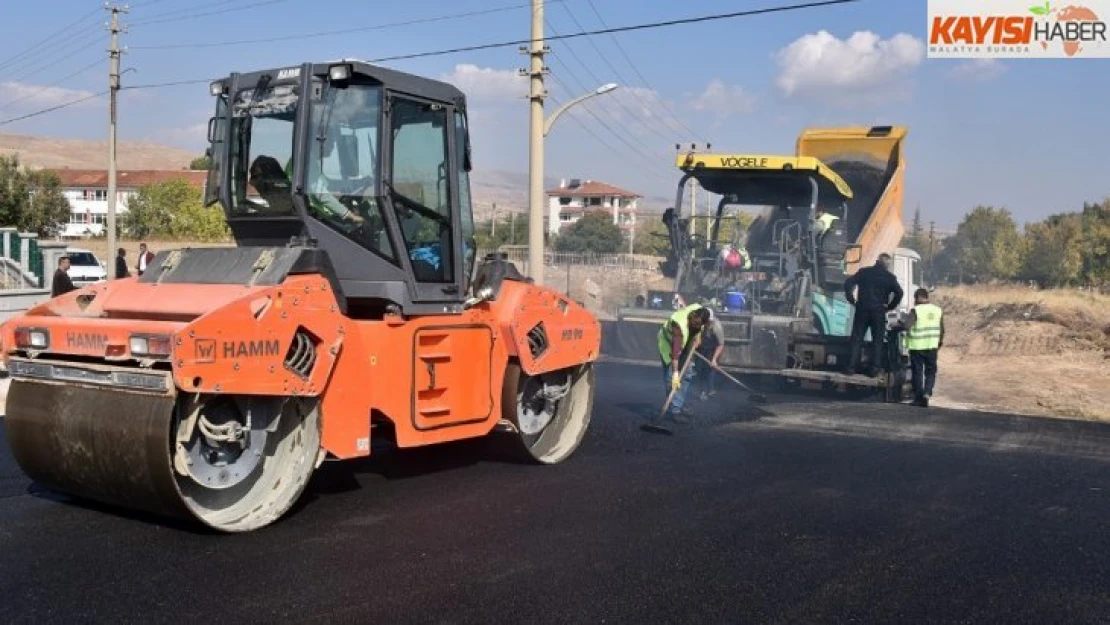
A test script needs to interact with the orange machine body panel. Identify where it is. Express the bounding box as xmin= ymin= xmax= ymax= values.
xmin=1 ymin=271 xmax=600 ymax=462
